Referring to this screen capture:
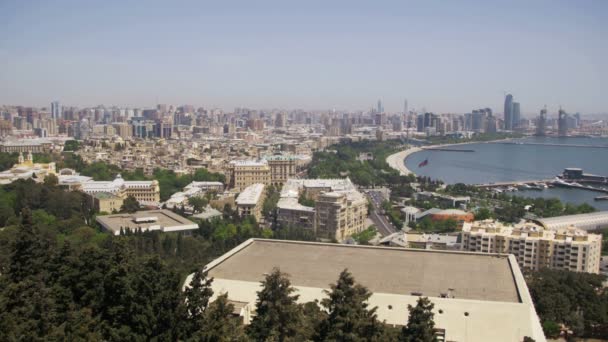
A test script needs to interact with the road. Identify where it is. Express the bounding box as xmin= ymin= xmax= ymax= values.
xmin=365 ymin=190 xmax=397 ymax=237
